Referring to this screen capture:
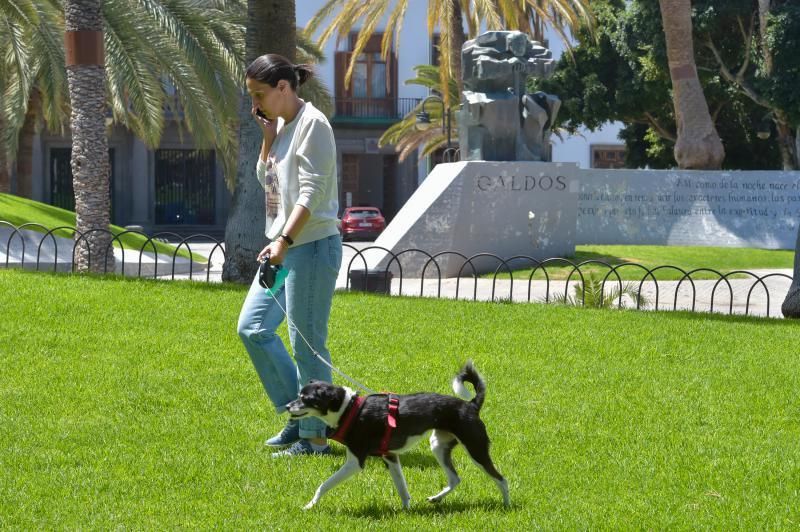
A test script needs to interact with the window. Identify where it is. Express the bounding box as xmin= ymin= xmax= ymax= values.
xmin=591 ymin=145 xmax=626 ymax=169
xmin=154 ymin=149 xmax=216 ymax=224
xmin=352 ymin=53 xmax=387 ymax=99
xmin=335 ymin=33 xmax=397 ymax=118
